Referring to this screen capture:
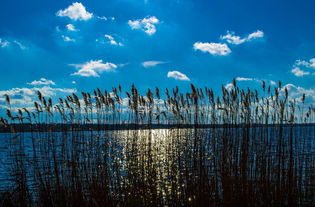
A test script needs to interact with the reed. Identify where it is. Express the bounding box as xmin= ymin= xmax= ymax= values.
xmin=0 ymin=80 xmax=314 ymax=206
